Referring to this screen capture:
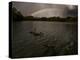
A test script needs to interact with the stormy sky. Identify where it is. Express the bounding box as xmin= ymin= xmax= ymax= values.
xmin=12 ymin=2 xmax=78 ymax=17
